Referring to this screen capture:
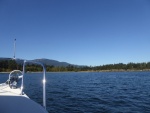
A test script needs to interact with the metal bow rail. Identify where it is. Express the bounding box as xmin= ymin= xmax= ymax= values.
xmin=21 ymin=60 xmax=46 ymax=109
